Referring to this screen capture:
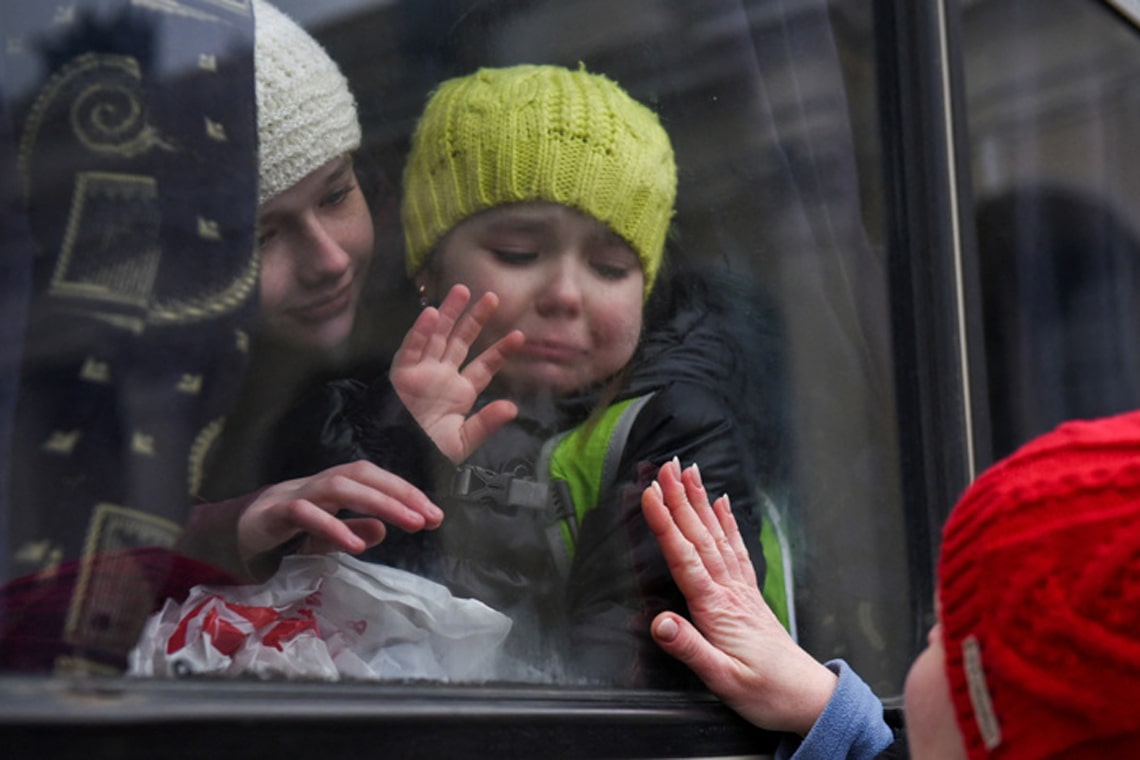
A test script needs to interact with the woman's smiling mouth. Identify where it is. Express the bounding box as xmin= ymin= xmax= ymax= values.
xmin=292 ymin=285 xmax=353 ymax=323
